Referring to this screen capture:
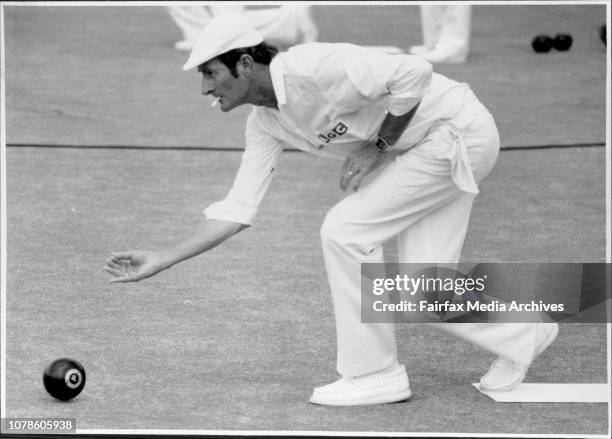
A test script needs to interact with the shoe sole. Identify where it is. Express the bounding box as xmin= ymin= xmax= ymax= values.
xmin=480 ymin=323 xmax=559 ymax=392
xmin=308 ymin=389 xmax=412 ymax=406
